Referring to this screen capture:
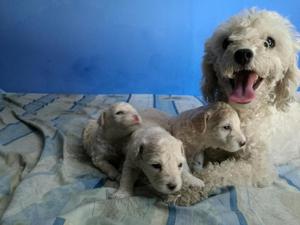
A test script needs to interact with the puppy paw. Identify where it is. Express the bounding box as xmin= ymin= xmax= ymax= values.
xmin=187 ymin=177 xmax=205 ymax=188
xmin=110 ymin=190 xmax=132 ymax=199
